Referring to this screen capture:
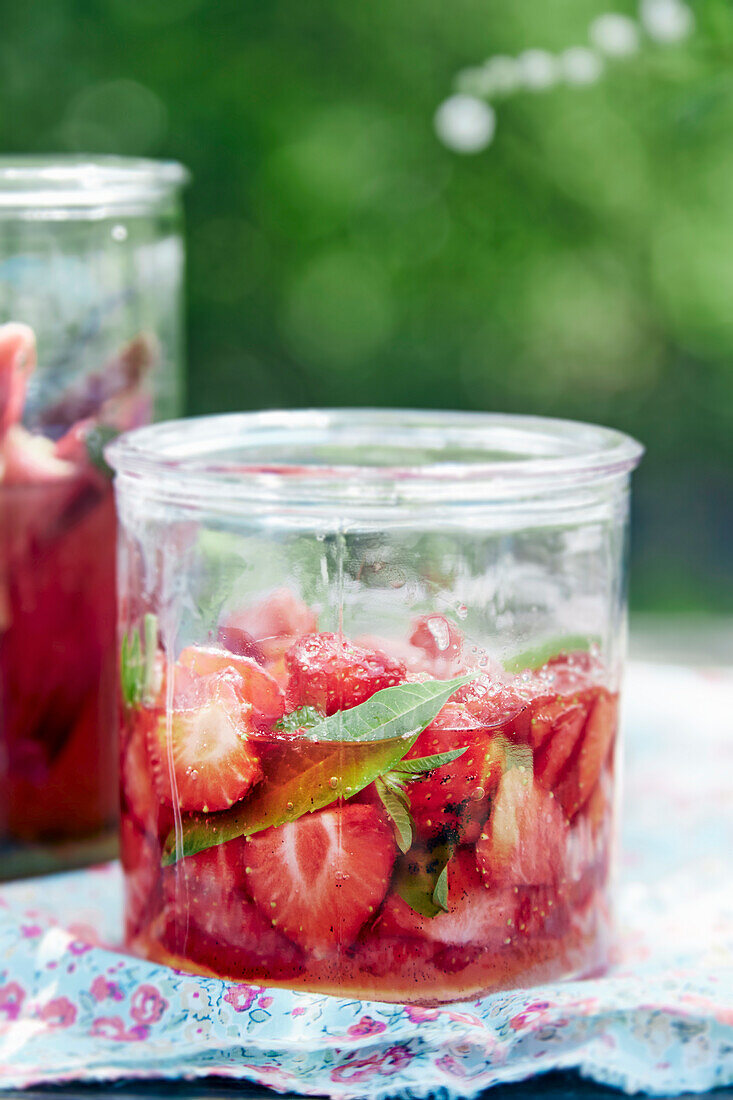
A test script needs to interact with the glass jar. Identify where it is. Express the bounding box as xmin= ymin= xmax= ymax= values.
xmin=108 ymin=410 xmax=642 ymax=1004
xmin=0 ymin=156 xmax=187 ymax=878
